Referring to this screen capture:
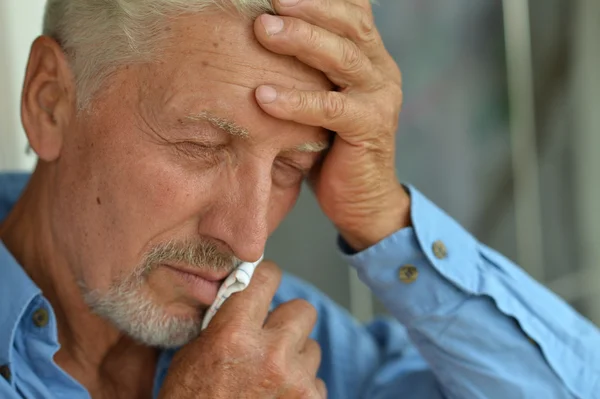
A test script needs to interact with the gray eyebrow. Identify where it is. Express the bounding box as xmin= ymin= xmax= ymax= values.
xmin=294 ymin=141 xmax=330 ymax=153
xmin=185 ymin=111 xmax=250 ymax=138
